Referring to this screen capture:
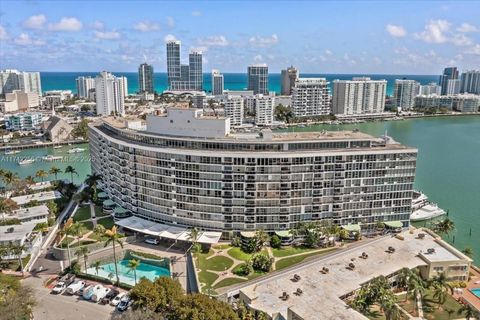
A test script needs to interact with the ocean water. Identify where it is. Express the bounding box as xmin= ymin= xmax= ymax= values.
xmin=40 ymin=72 xmax=439 ymax=96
